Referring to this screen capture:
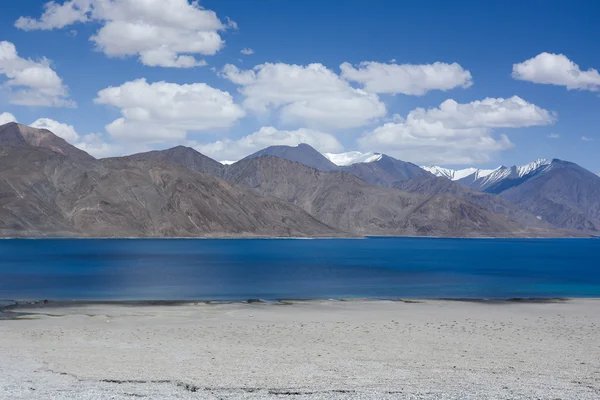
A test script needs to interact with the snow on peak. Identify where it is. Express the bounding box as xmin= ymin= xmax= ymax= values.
xmin=422 ymin=166 xmax=498 ymax=181
xmin=516 ymin=158 xmax=551 ymax=177
xmin=324 ymin=151 xmax=382 ymax=166
xmin=422 ymin=166 xmax=460 ymax=180
xmin=423 ymin=159 xmax=552 ymax=185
